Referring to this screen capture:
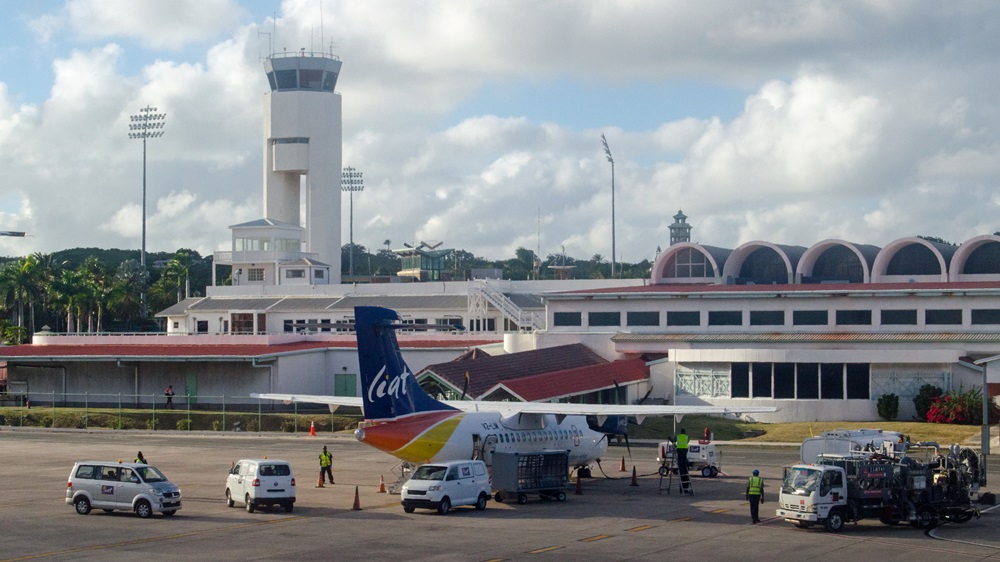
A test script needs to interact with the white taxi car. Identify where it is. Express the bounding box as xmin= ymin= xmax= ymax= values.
xmin=66 ymin=461 xmax=181 ymax=518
